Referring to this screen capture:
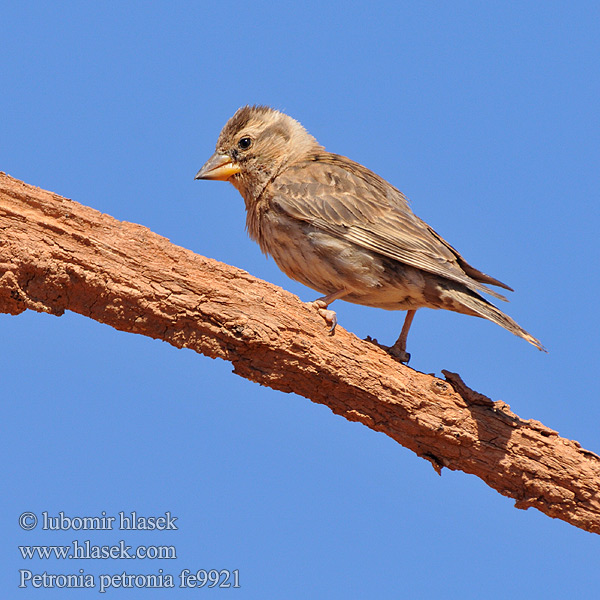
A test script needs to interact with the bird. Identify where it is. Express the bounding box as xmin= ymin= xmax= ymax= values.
xmin=195 ymin=105 xmax=545 ymax=362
